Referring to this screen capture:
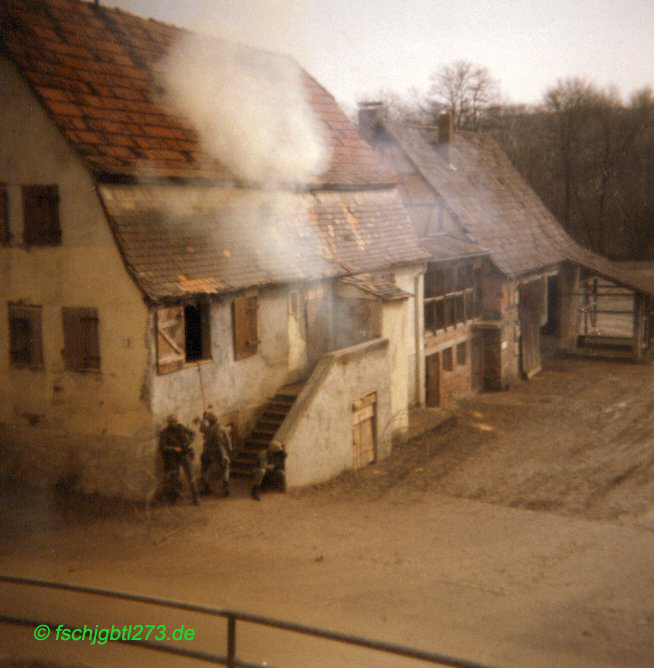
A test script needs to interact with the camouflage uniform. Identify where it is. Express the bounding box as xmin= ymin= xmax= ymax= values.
xmin=159 ymin=417 xmax=199 ymax=505
xmin=199 ymin=412 xmax=232 ymax=496
xmin=251 ymin=442 xmax=286 ymax=501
